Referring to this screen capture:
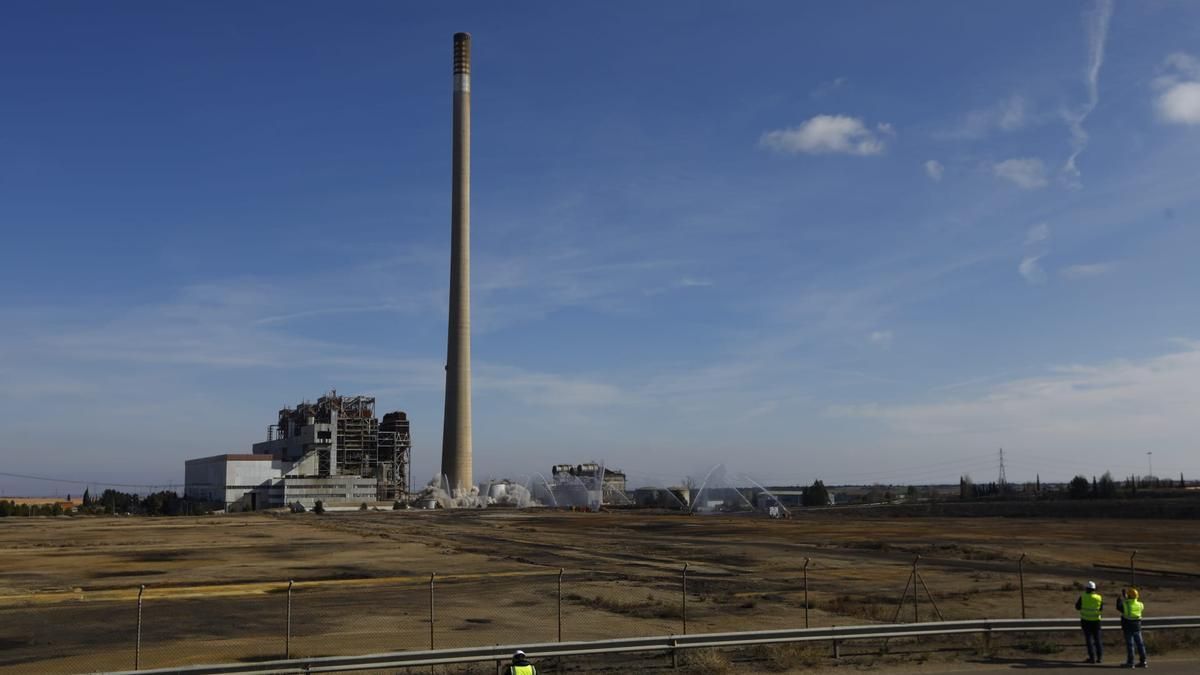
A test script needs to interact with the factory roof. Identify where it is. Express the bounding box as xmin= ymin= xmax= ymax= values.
xmin=184 ymin=453 xmax=275 ymax=465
